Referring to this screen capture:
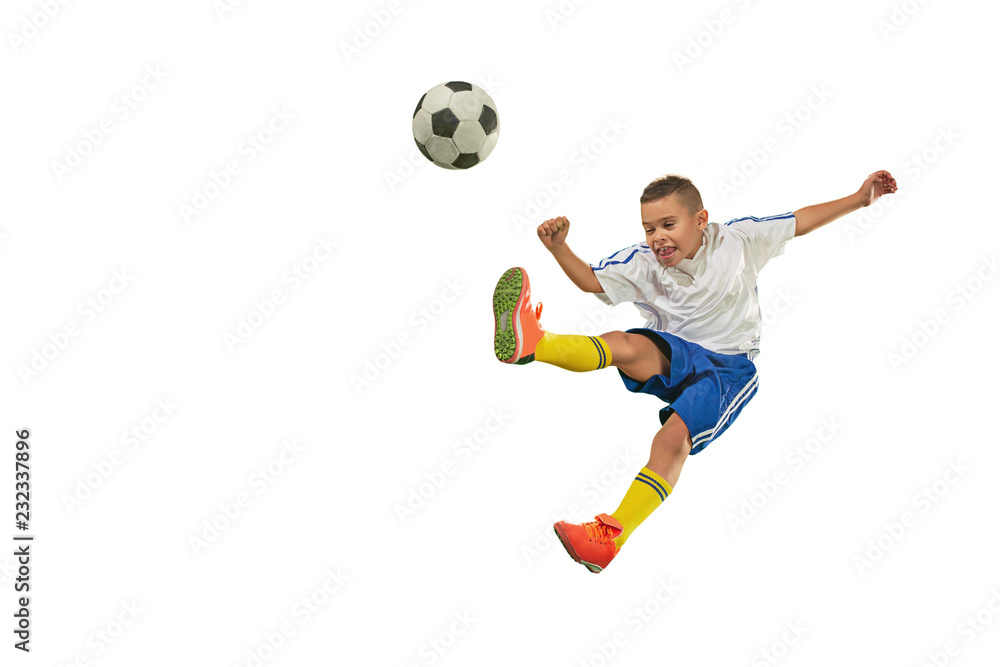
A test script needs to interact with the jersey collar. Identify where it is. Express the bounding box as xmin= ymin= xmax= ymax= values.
xmin=665 ymin=228 xmax=709 ymax=277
